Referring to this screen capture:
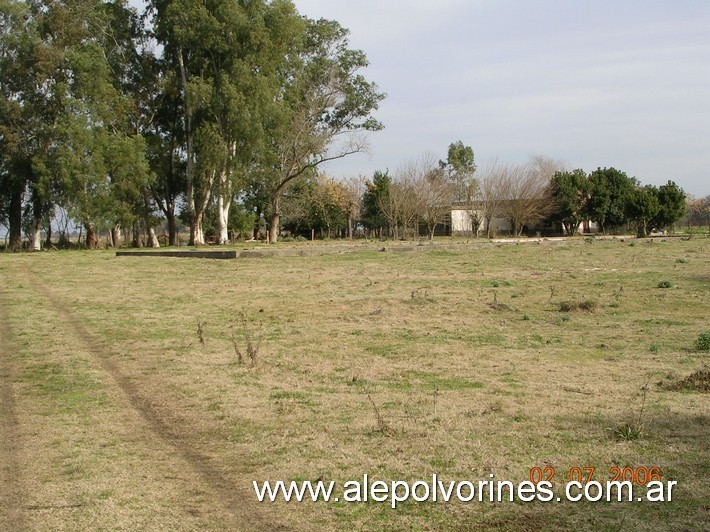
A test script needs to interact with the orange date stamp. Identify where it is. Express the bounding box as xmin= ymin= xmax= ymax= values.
xmin=529 ymin=466 xmax=662 ymax=487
